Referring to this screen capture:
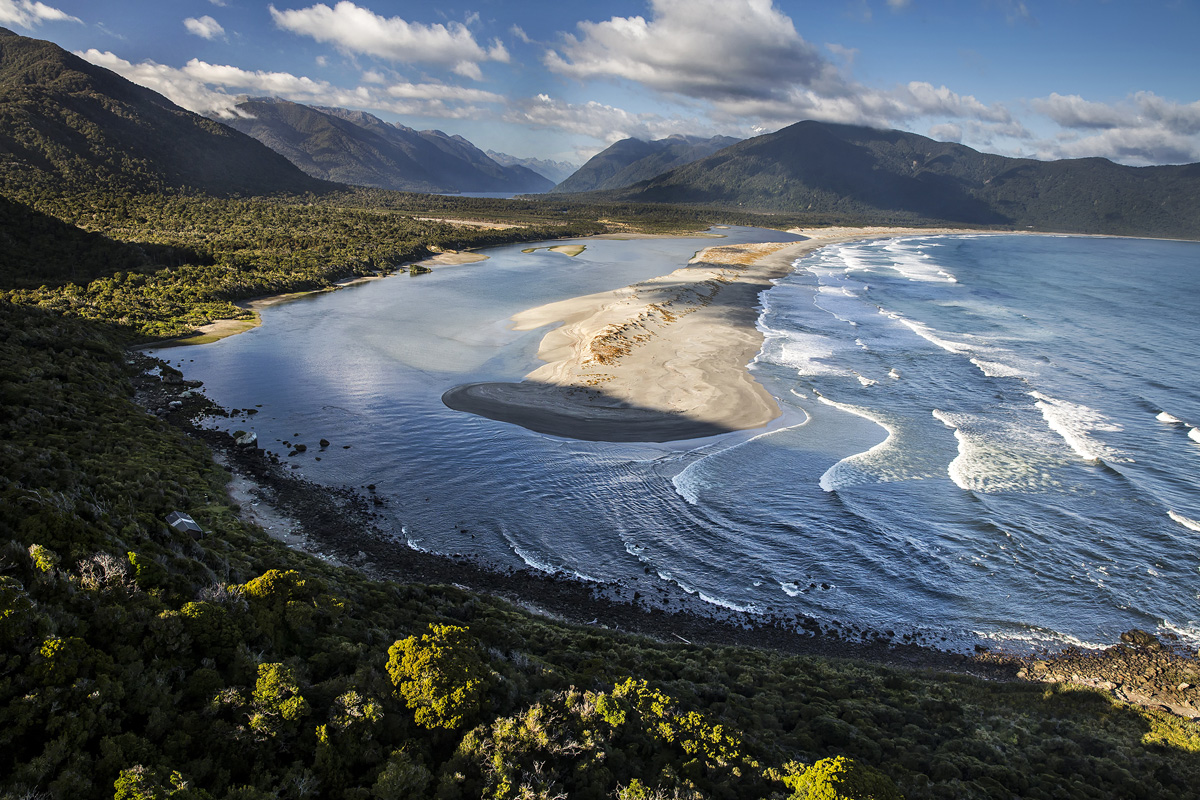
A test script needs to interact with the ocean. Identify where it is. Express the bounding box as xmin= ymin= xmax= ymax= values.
xmin=155 ymin=230 xmax=1200 ymax=653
